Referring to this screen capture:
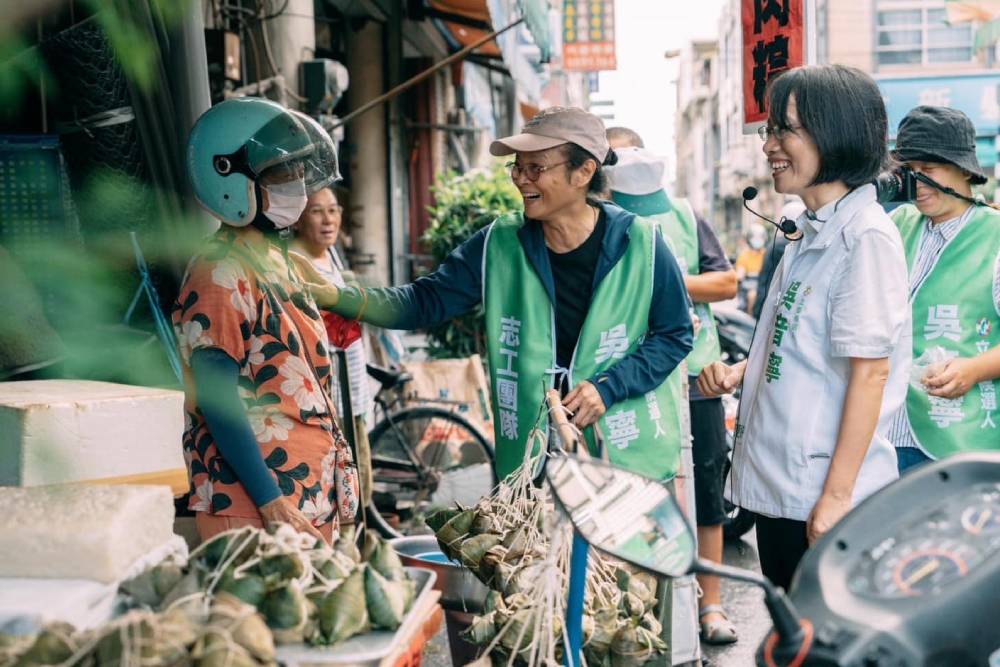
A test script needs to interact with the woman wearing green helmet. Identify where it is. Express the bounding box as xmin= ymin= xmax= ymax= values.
xmin=172 ymin=98 xmax=354 ymax=544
